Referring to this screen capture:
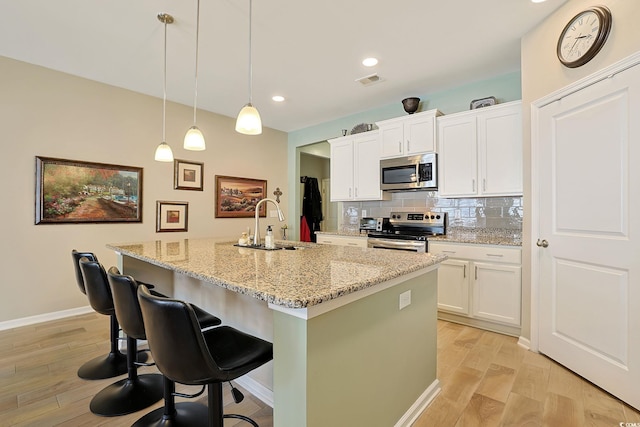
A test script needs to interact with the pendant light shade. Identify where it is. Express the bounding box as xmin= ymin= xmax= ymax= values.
xmin=154 ymin=142 xmax=174 ymax=161
xmin=236 ymin=0 xmax=262 ymax=135
xmin=184 ymin=126 xmax=206 ymax=150
xmin=235 ymin=103 xmax=262 ymax=135
xmin=184 ymin=0 xmax=206 ymax=150
xmin=155 ymin=13 xmax=174 ymax=162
